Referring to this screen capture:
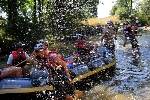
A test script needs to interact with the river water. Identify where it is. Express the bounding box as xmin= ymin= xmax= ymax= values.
xmin=81 ymin=32 xmax=150 ymax=100
xmin=2 ymin=32 xmax=150 ymax=100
